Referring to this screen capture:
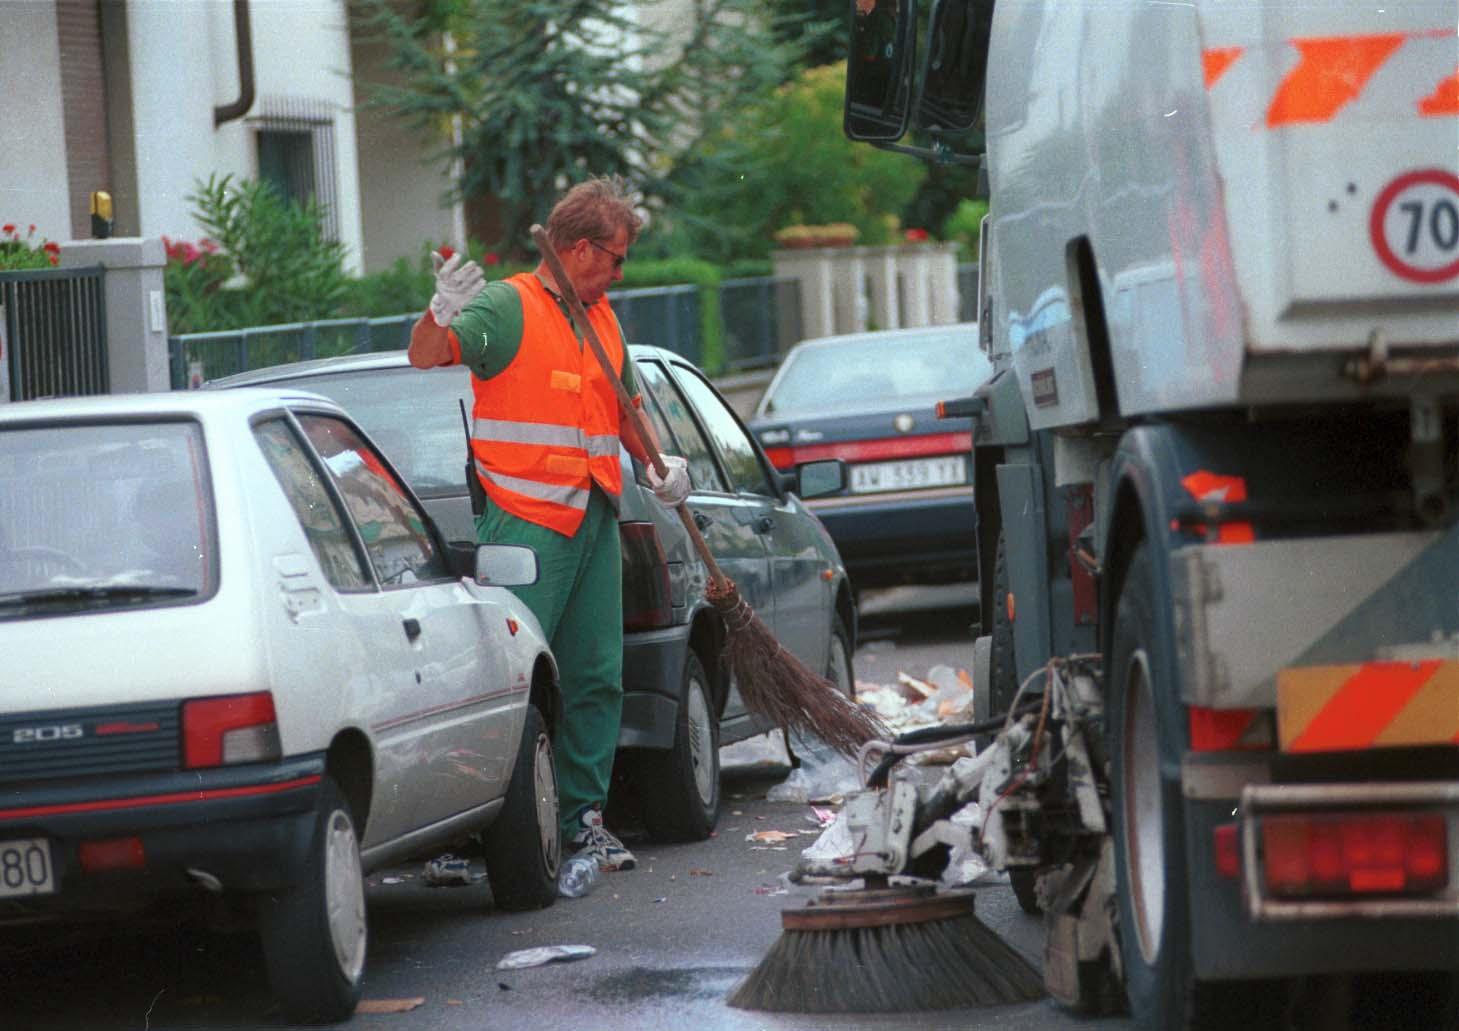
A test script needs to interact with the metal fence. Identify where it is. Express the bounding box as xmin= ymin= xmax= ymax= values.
xmin=1 ymin=267 xmax=108 ymax=400
xmin=610 ymin=284 xmax=702 ymax=365
xmin=169 ymin=314 xmax=415 ymax=388
xmin=169 ymin=276 xmax=807 ymax=387
xmin=720 ymin=276 xmax=802 ymax=371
